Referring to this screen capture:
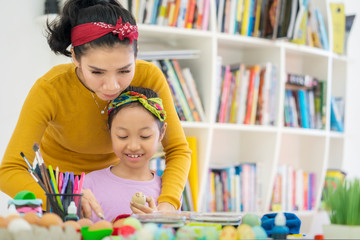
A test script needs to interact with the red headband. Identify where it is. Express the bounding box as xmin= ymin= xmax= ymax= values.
xmin=71 ymin=16 xmax=138 ymax=47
